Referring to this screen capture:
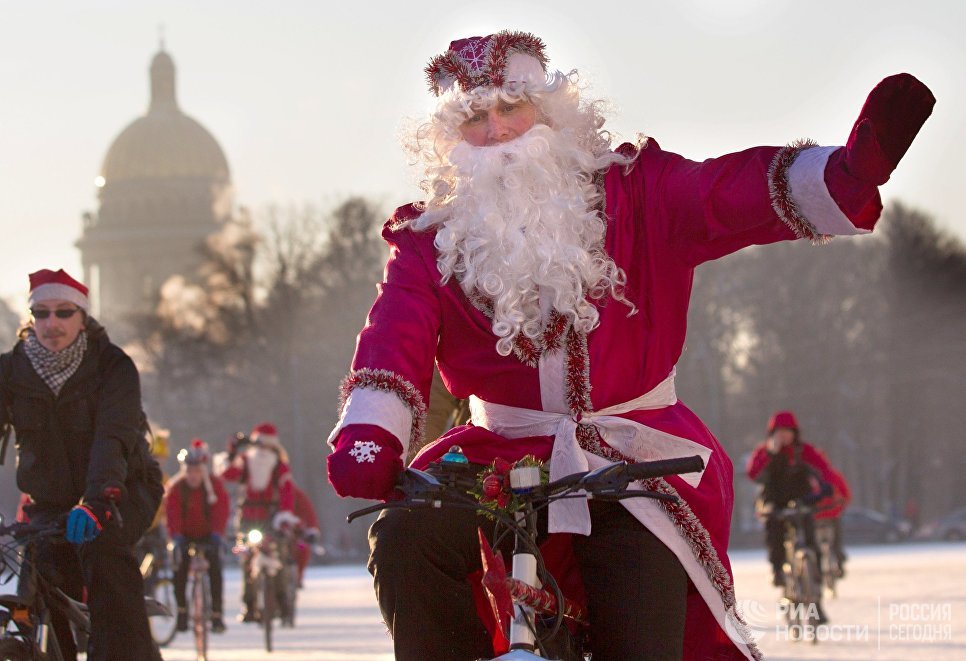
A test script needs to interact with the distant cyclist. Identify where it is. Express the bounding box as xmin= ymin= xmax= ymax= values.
xmin=215 ymin=422 xmax=298 ymax=622
xmin=166 ymin=439 xmax=230 ymax=633
xmin=747 ymin=411 xmax=845 ymax=589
